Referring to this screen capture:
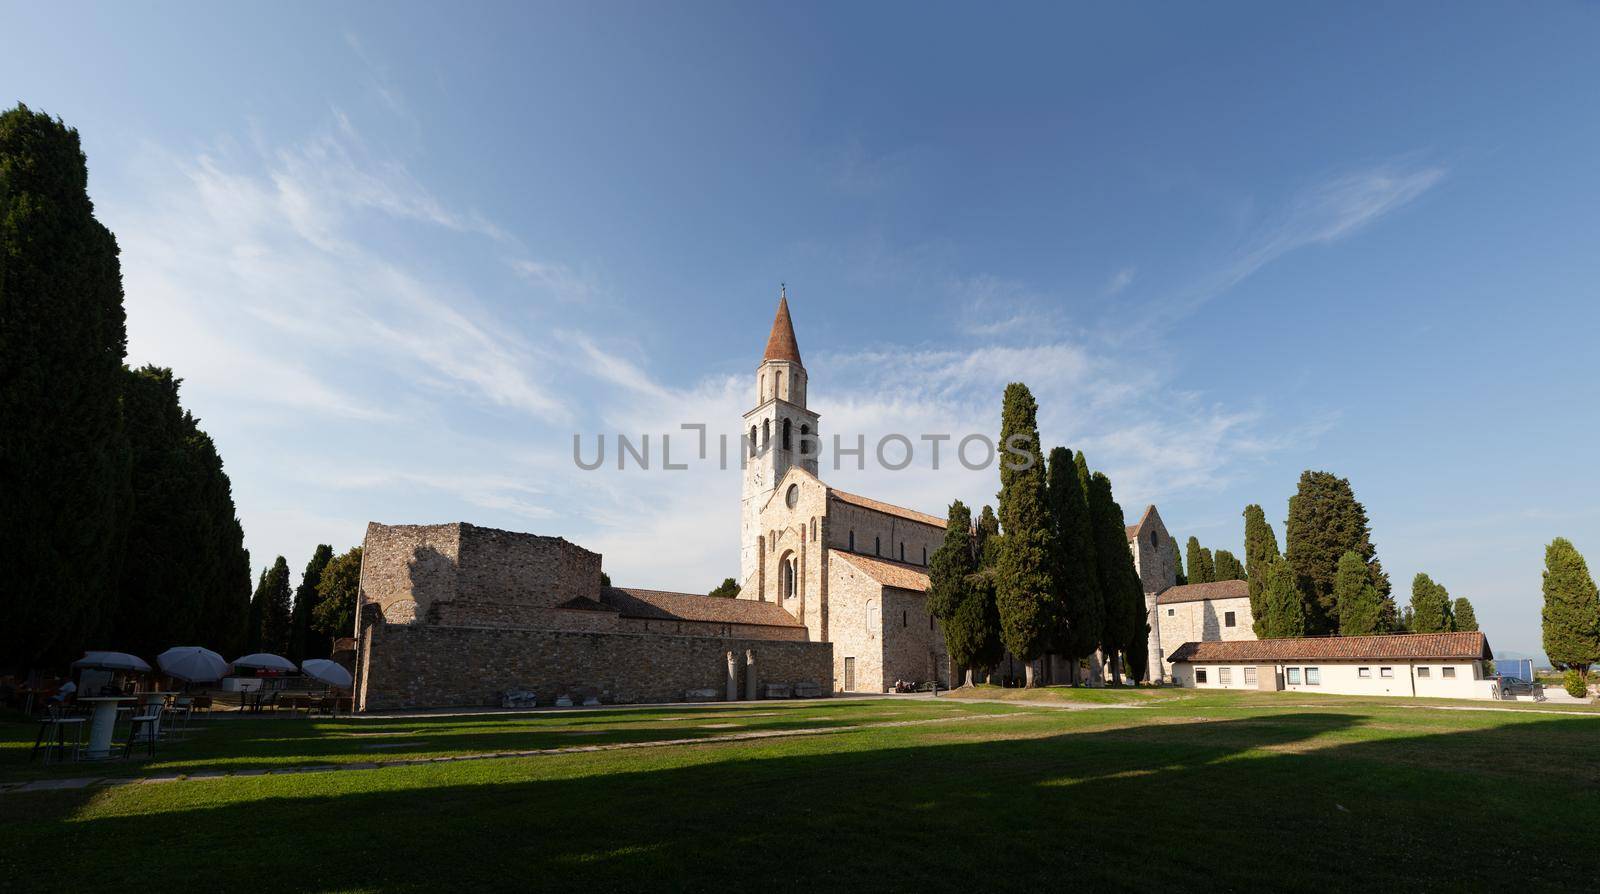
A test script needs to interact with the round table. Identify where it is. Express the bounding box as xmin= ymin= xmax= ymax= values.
xmin=76 ymin=696 xmax=135 ymax=760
